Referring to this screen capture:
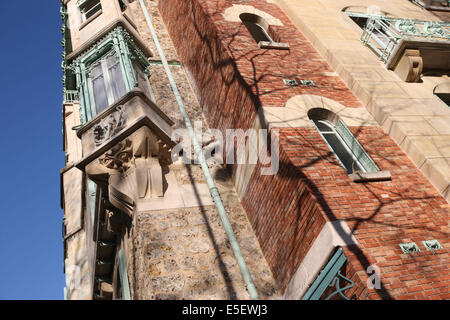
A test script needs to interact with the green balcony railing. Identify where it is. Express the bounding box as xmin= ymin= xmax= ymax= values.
xmin=359 ymin=14 xmax=450 ymax=62
xmin=63 ymin=90 xmax=79 ymax=104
